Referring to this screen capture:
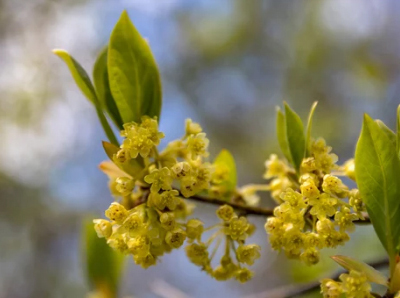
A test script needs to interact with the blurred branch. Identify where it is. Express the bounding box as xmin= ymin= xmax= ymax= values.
xmin=245 ymin=258 xmax=388 ymax=298
xmin=151 ymin=279 xmax=191 ymax=298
